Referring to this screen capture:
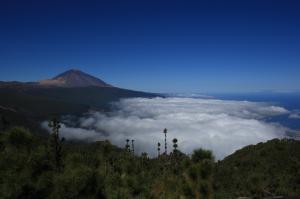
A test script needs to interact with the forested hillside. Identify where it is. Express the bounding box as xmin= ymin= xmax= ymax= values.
xmin=214 ymin=139 xmax=300 ymax=198
xmin=0 ymin=86 xmax=159 ymax=133
xmin=0 ymin=123 xmax=299 ymax=199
